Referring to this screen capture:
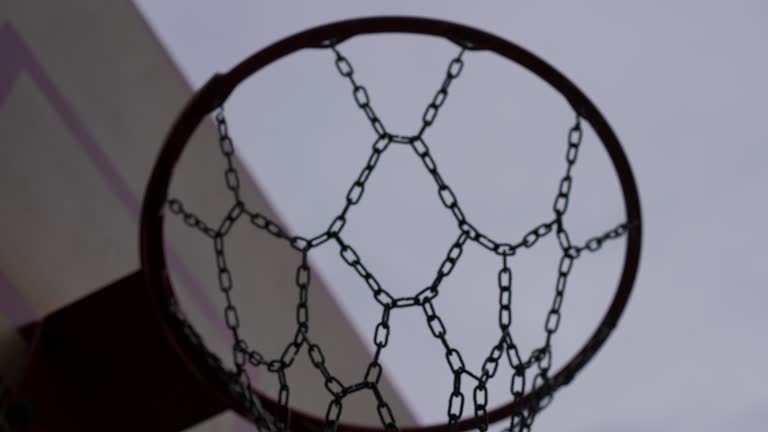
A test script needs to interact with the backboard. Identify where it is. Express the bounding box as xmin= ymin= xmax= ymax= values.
xmin=0 ymin=1 xmax=411 ymax=430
